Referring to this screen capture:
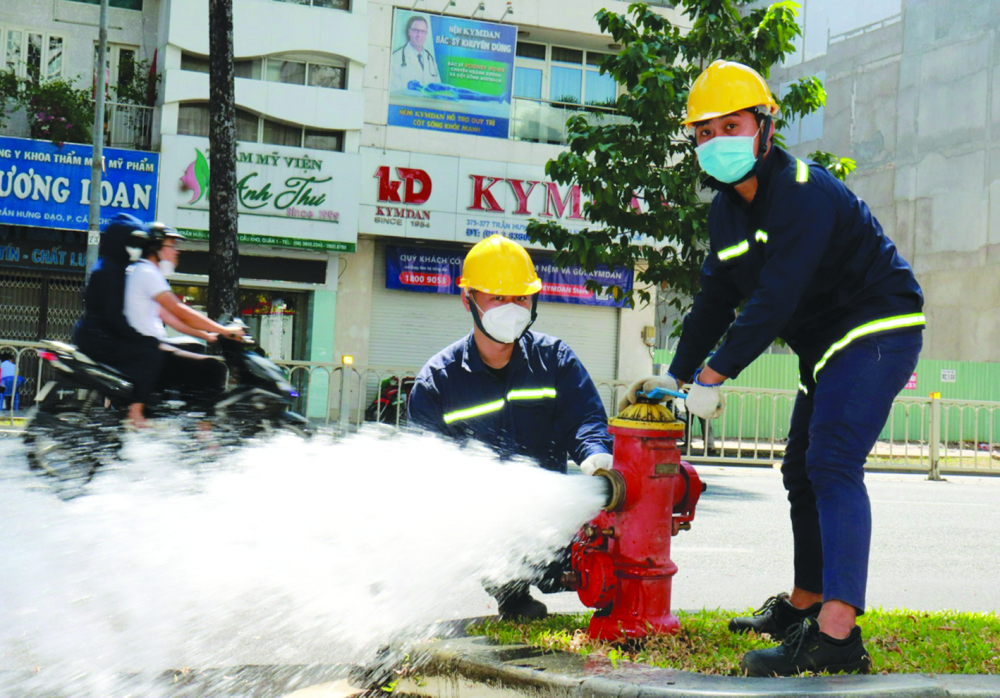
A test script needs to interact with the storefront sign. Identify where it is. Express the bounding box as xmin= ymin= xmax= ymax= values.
xmin=388 ymin=10 xmax=516 ymax=139
xmin=361 ymin=148 xmax=603 ymax=250
xmin=385 ymin=245 xmax=632 ymax=307
xmin=940 ymin=369 xmax=956 ymax=383
xmin=904 ymin=372 xmax=917 ymax=390
xmin=179 ymin=229 xmax=354 ymax=253
xmin=0 ymin=135 xmax=159 ymax=231
xmin=158 ymin=135 xmax=359 ymax=252
xmin=0 ymin=226 xmax=87 ymax=272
